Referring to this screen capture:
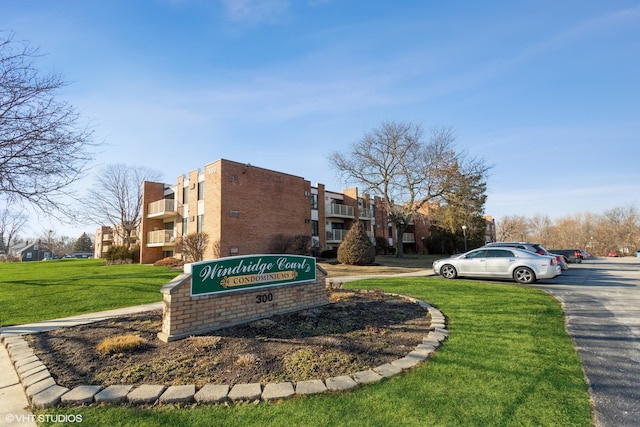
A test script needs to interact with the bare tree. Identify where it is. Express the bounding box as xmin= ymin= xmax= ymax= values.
xmin=0 ymin=207 xmax=28 ymax=252
xmin=496 ymin=215 xmax=529 ymax=242
xmin=34 ymin=229 xmax=74 ymax=258
xmin=329 ymin=121 xmax=490 ymax=257
xmin=85 ymin=164 xmax=162 ymax=246
xmin=178 ymin=232 xmax=210 ymax=262
xmin=0 ymin=32 xmax=94 ymax=213
xmin=602 ymin=205 xmax=639 ymax=255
